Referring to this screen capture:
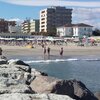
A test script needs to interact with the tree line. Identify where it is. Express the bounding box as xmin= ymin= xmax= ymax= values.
xmin=93 ymin=28 xmax=100 ymax=36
